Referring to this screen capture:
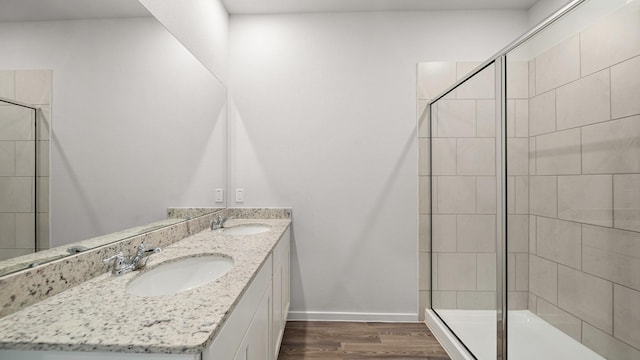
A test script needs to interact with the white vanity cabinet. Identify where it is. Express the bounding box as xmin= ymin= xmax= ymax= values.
xmin=203 ymin=254 xmax=273 ymax=360
xmin=204 ymin=227 xmax=290 ymax=360
xmin=231 ymin=281 xmax=271 ymax=360
xmin=0 ymin=225 xmax=291 ymax=360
